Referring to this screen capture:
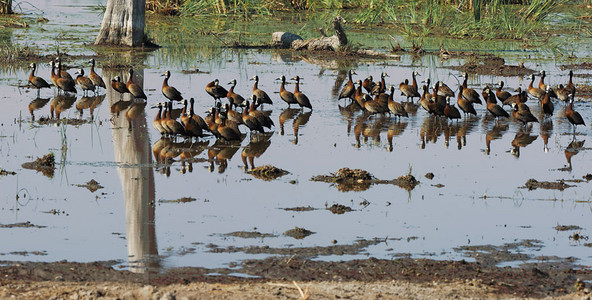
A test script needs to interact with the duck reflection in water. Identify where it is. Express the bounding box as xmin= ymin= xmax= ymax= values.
xmin=354 ymin=114 xmax=386 ymax=148
xmin=387 ymin=120 xmax=408 ymax=152
xmin=561 ymin=139 xmax=585 ymax=172
xmin=76 ymin=94 xmax=105 ymax=120
xmin=419 ymin=116 xmax=445 ymax=149
xmin=511 ymin=126 xmax=538 ymax=158
xmin=539 ymin=121 xmax=553 ymax=153
xmin=242 ymin=133 xmax=273 ymax=171
xmin=483 ymin=122 xmax=509 ymax=155
xmin=338 ymin=102 xmax=360 ymax=135
xmin=208 ymin=139 xmax=243 ymax=173
xmin=126 ymin=101 xmax=147 ymax=132
xmin=279 ymin=108 xmax=299 ymax=136
xmin=292 ymin=110 xmax=312 ymax=145
xmin=28 ymin=97 xmax=50 ymax=121
xmin=50 ymin=93 xmax=77 ymax=119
